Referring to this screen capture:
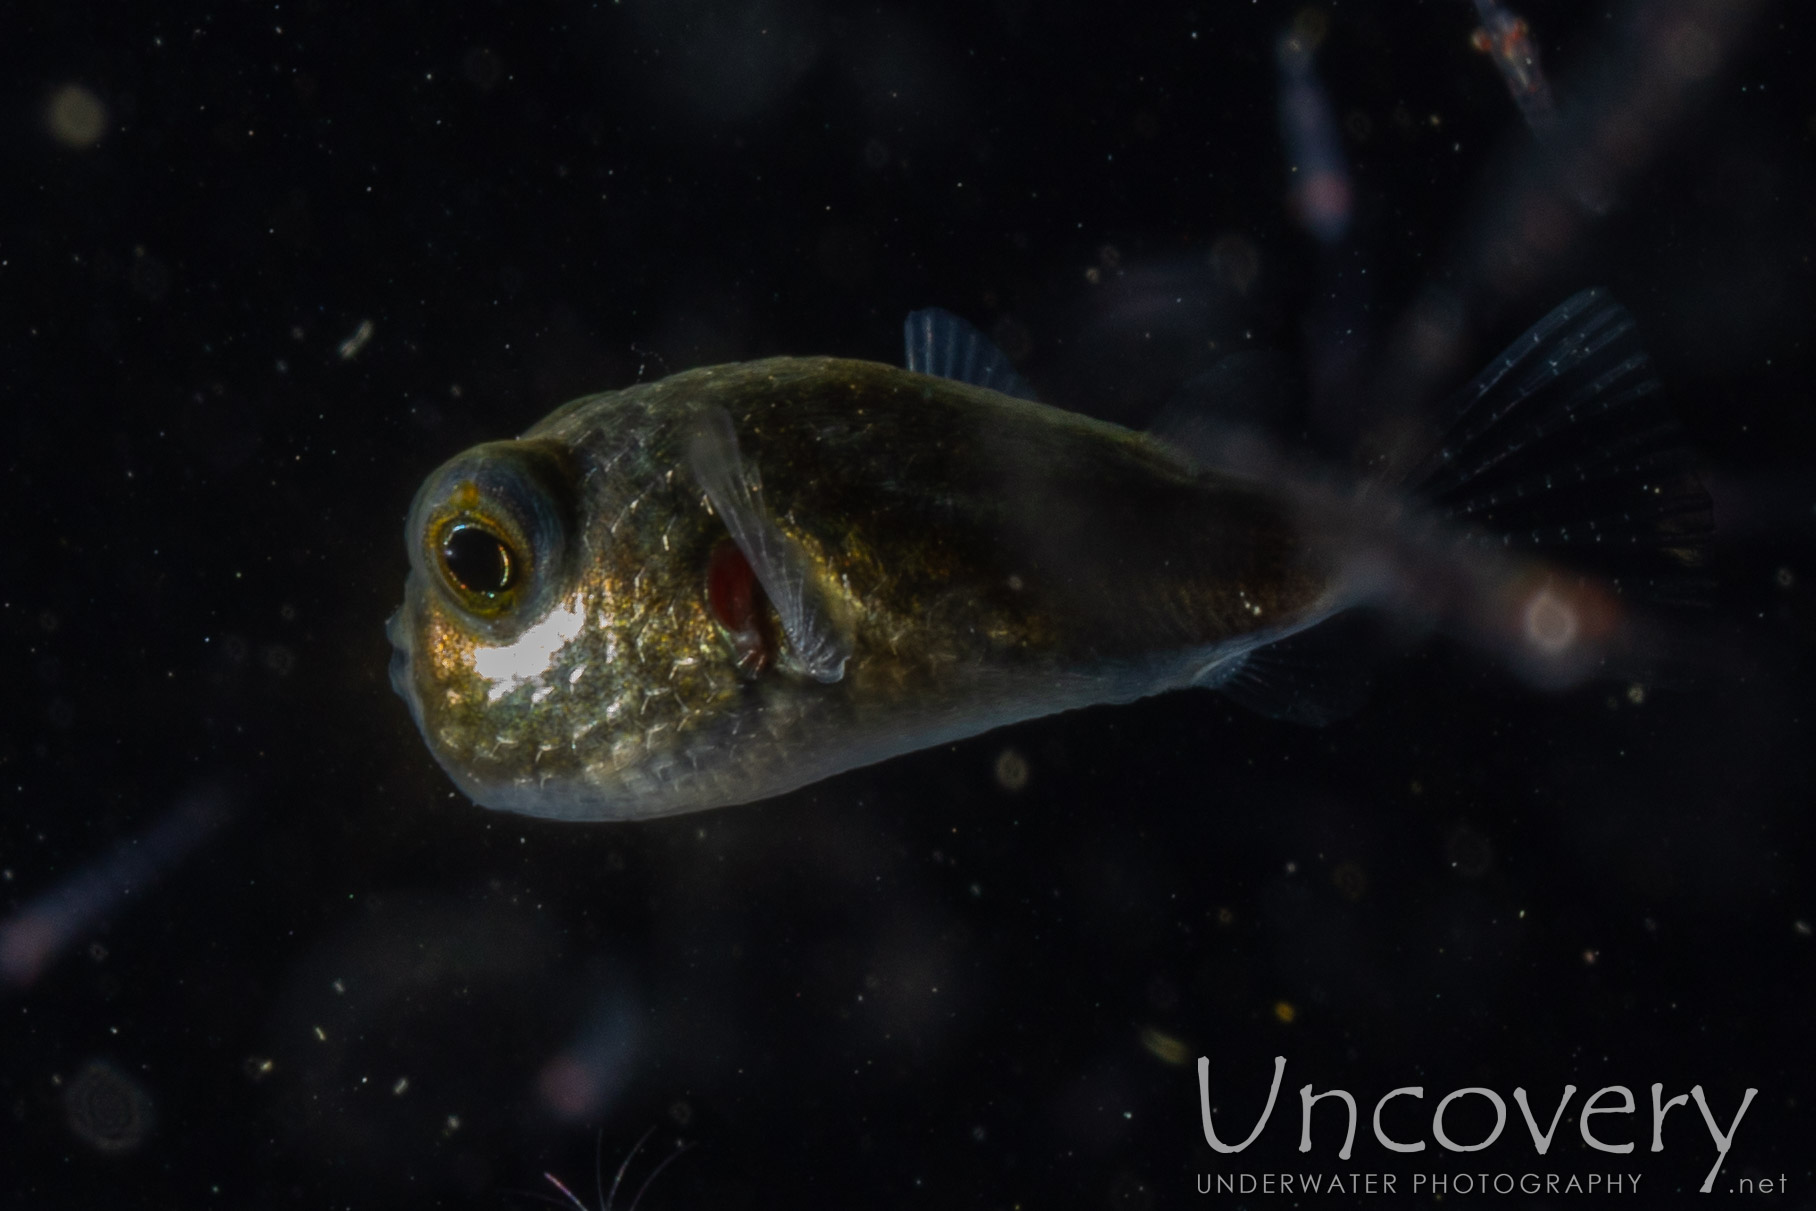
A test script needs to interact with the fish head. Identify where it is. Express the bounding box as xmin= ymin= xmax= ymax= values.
xmin=389 ymin=437 xmax=588 ymax=809
xmin=389 ymin=421 xmax=759 ymax=820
